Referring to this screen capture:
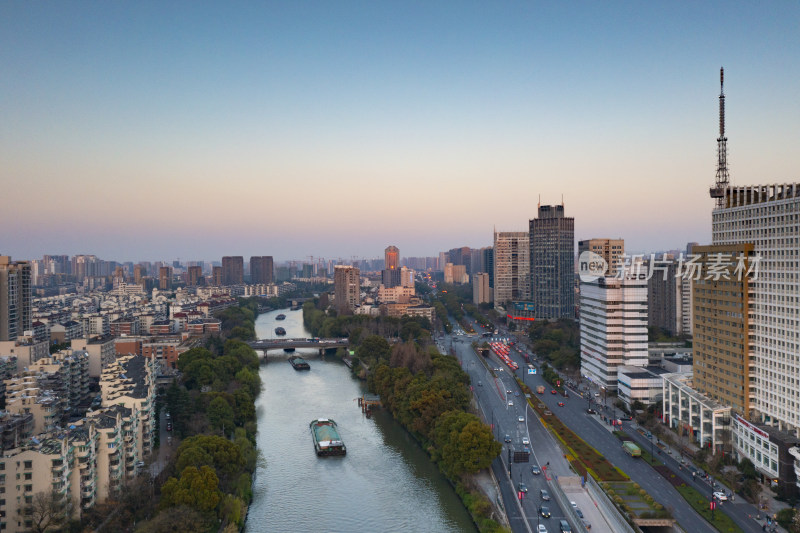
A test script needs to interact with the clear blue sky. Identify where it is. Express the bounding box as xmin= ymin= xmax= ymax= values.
xmin=2 ymin=1 xmax=798 ymax=262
